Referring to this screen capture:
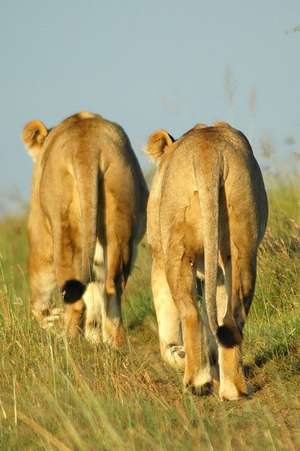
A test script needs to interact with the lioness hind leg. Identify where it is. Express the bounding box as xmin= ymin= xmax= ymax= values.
xmin=61 ymin=238 xmax=86 ymax=339
xmin=64 ymin=299 xmax=85 ymax=338
xmin=82 ymin=282 xmax=102 ymax=344
xmin=101 ymin=242 xmax=125 ymax=348
xmin=199 ymin=294 xmax=219 ymax=382
xmin=152 ymin=258 xmax=185 ymax=370
xmin=166 ymin=245 xmax=212 ymax=394
xmin=28 ymin=254 xmax=59 ymax=328
xmin=83 ymin=240 xmax=105 ymax=344
xmin=219 ymin=345 xmax=247 ymax=400
xmin=102 ymin=285 xmax=125 ymax=348
xmin=218 ymin=257 xmax=255 ymax=400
